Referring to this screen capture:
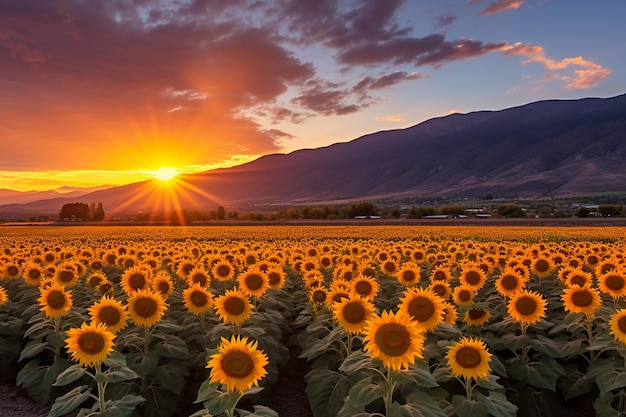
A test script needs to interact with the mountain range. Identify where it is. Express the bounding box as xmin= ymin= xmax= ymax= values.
xmin=2 ymin=94 xmax=625 ymax=219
